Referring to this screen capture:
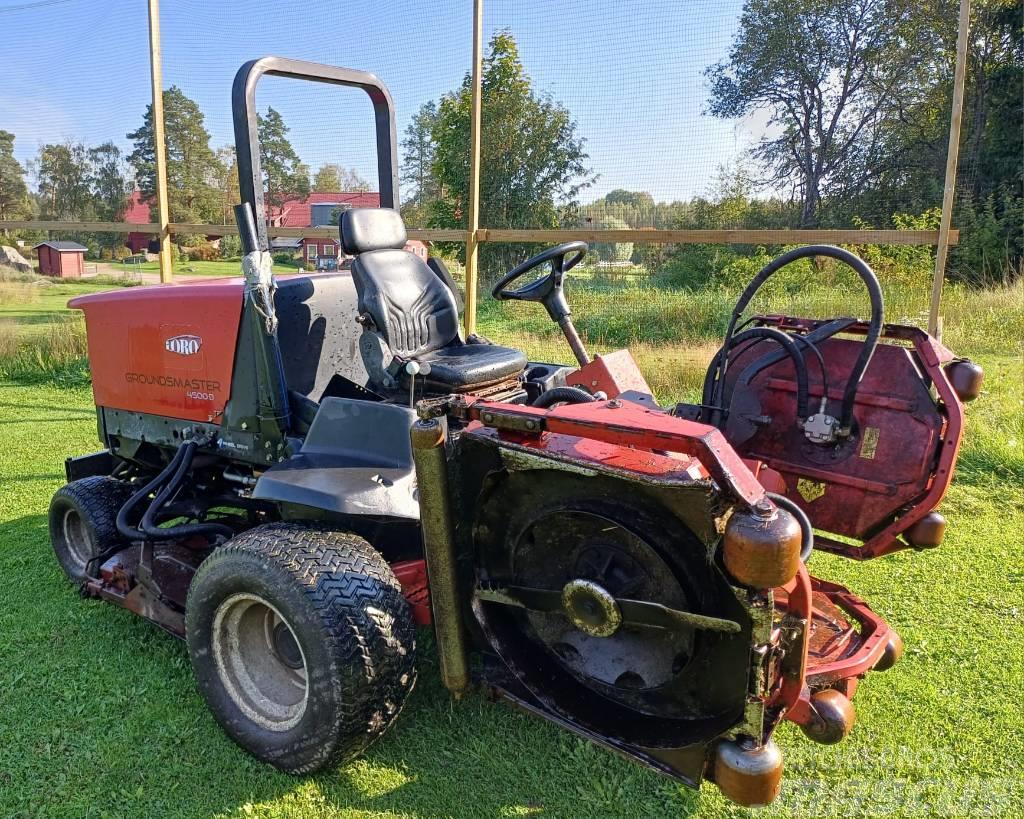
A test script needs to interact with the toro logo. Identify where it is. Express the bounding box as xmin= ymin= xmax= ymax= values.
xmin=165 ymin=334 xmax=202 ymax=356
